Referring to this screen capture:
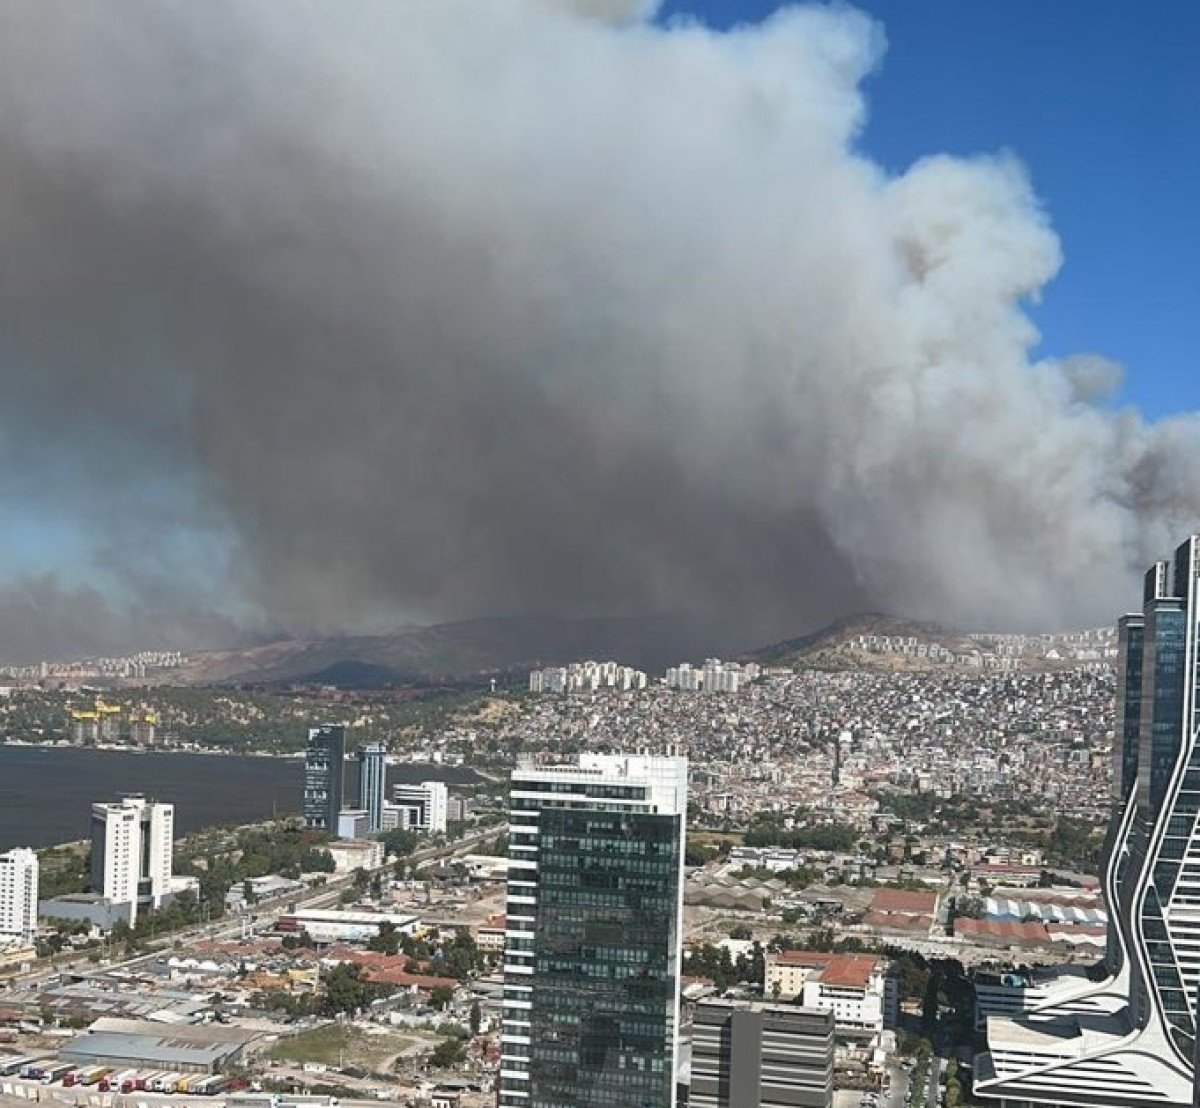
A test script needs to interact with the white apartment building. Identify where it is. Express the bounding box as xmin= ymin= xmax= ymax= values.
xmin=765 ymin=951 xmax=897 ymax=1035
xmin=0 ymin=848 xmax=38 ymax=946
xmin=528 ymin=660 xmax=648 ymax=693
xmin=90 ymin=796 xmax=174 ymax=924
xmin=391 ymin=781 xmax=448 ymax=834
xmin=665 ymin=659 xmax=760 ymax=693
